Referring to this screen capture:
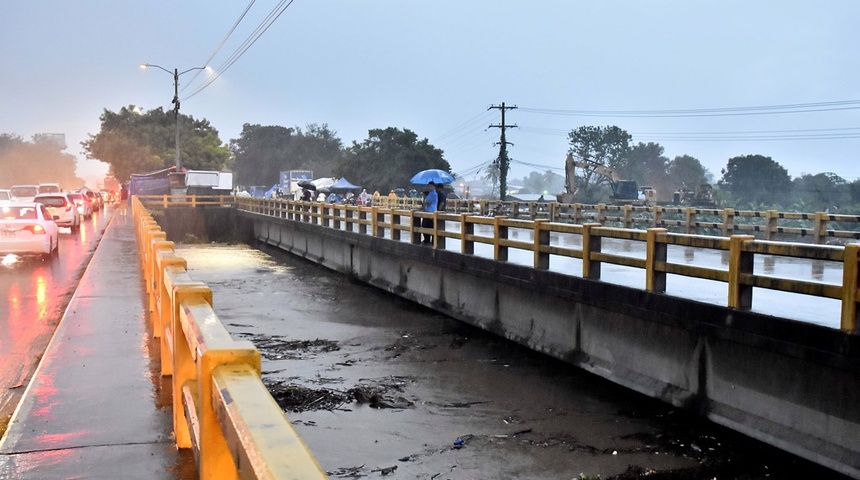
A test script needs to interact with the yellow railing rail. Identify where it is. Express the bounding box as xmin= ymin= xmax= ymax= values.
xmin=235 ymin=197 xmax=860 ymax=333
xmin=131 ymin=196 xmax=327 ymax=480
